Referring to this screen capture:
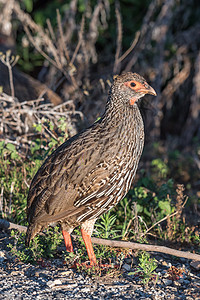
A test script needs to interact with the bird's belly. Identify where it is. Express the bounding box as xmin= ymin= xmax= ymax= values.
xmin=76 ymin=150 xmax=142 ymax=223
xmin=75 ymin=126 xmax=144 ymax=223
